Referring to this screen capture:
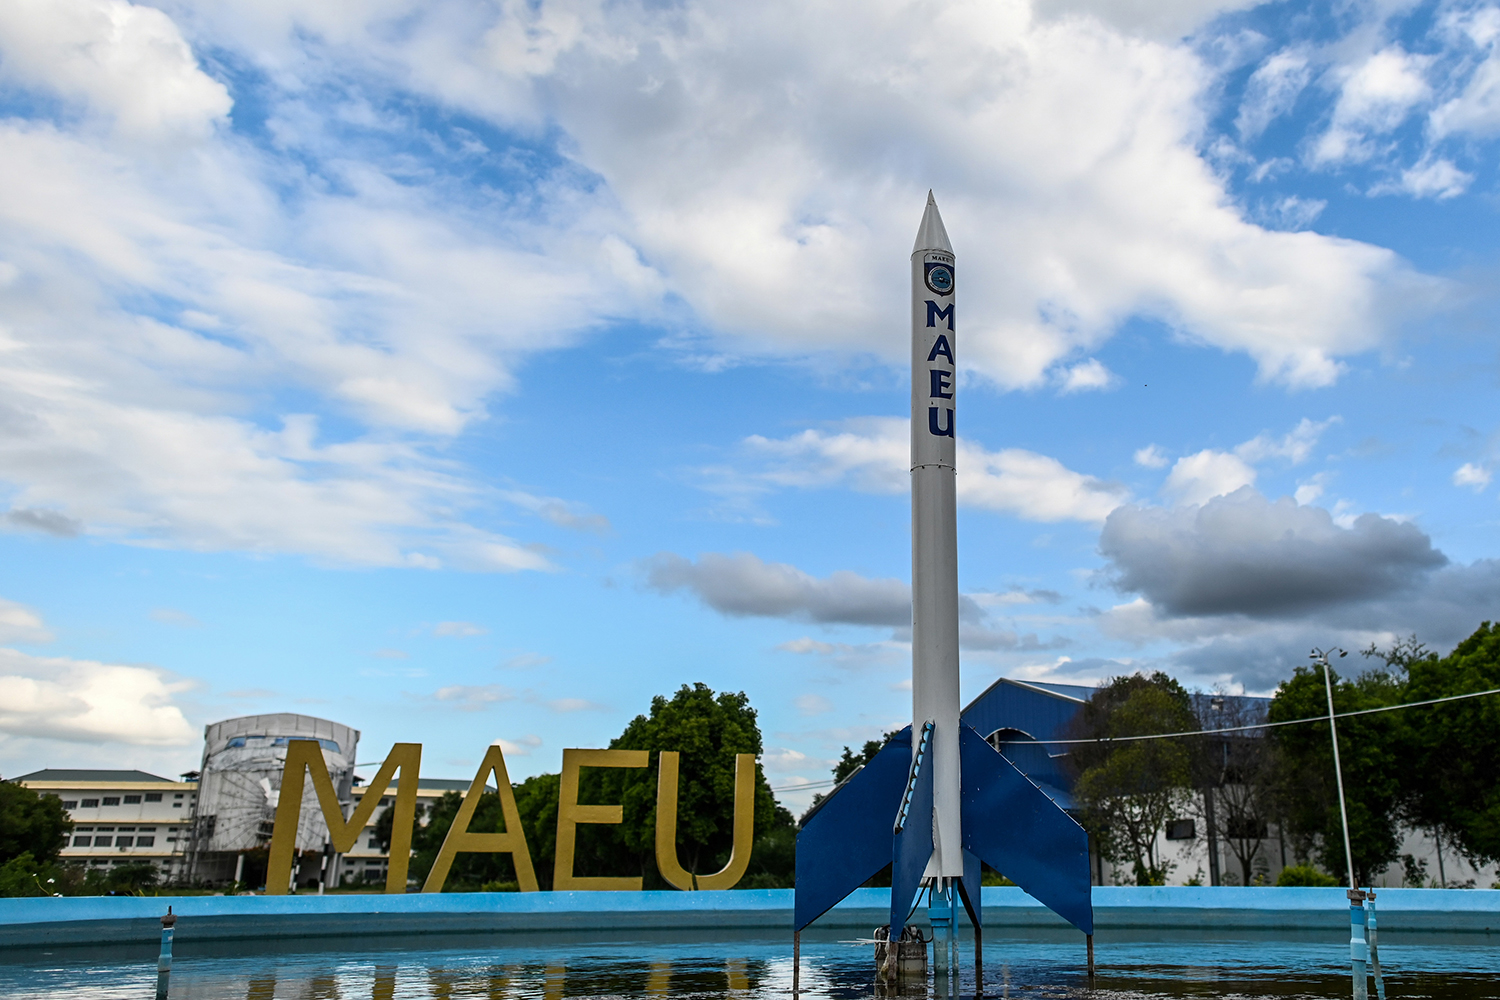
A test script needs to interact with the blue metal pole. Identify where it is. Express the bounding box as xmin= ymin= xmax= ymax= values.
xmin=155 ymin=906 xmax=176 ymax=1000
xmin=1348 ymin=889 xmax=1368 ymax=1000
xmin=929 ymin=881 xmax=956 ymax=993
